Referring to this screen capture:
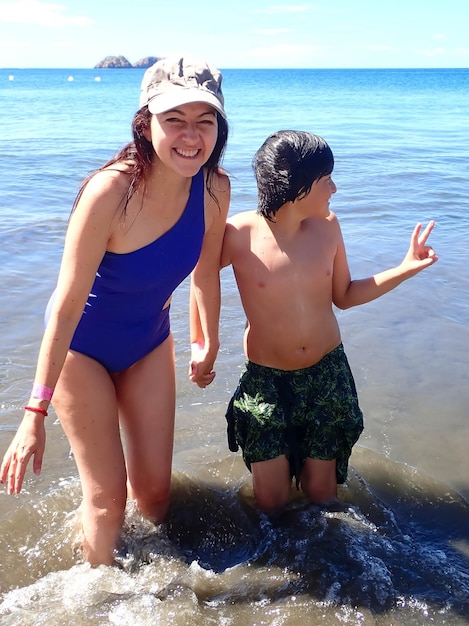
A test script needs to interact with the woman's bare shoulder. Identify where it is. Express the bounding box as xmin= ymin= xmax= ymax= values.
xmin=203 ymin=167 xmax=231 ymax=204
xmin=228 ymin=210 xmax=258 ymax=227
xmin=326 ymin=209 xmax=341 ymax=226
xmin=77 ymin=163 xmax=133 ymax=208
xmin=91 ymin=162 xmax=133 ymax=191
xmin=211 ymin=166 xmax=231 ymax=191
xmin=202 ymin=168 xmax=231 ymax=232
